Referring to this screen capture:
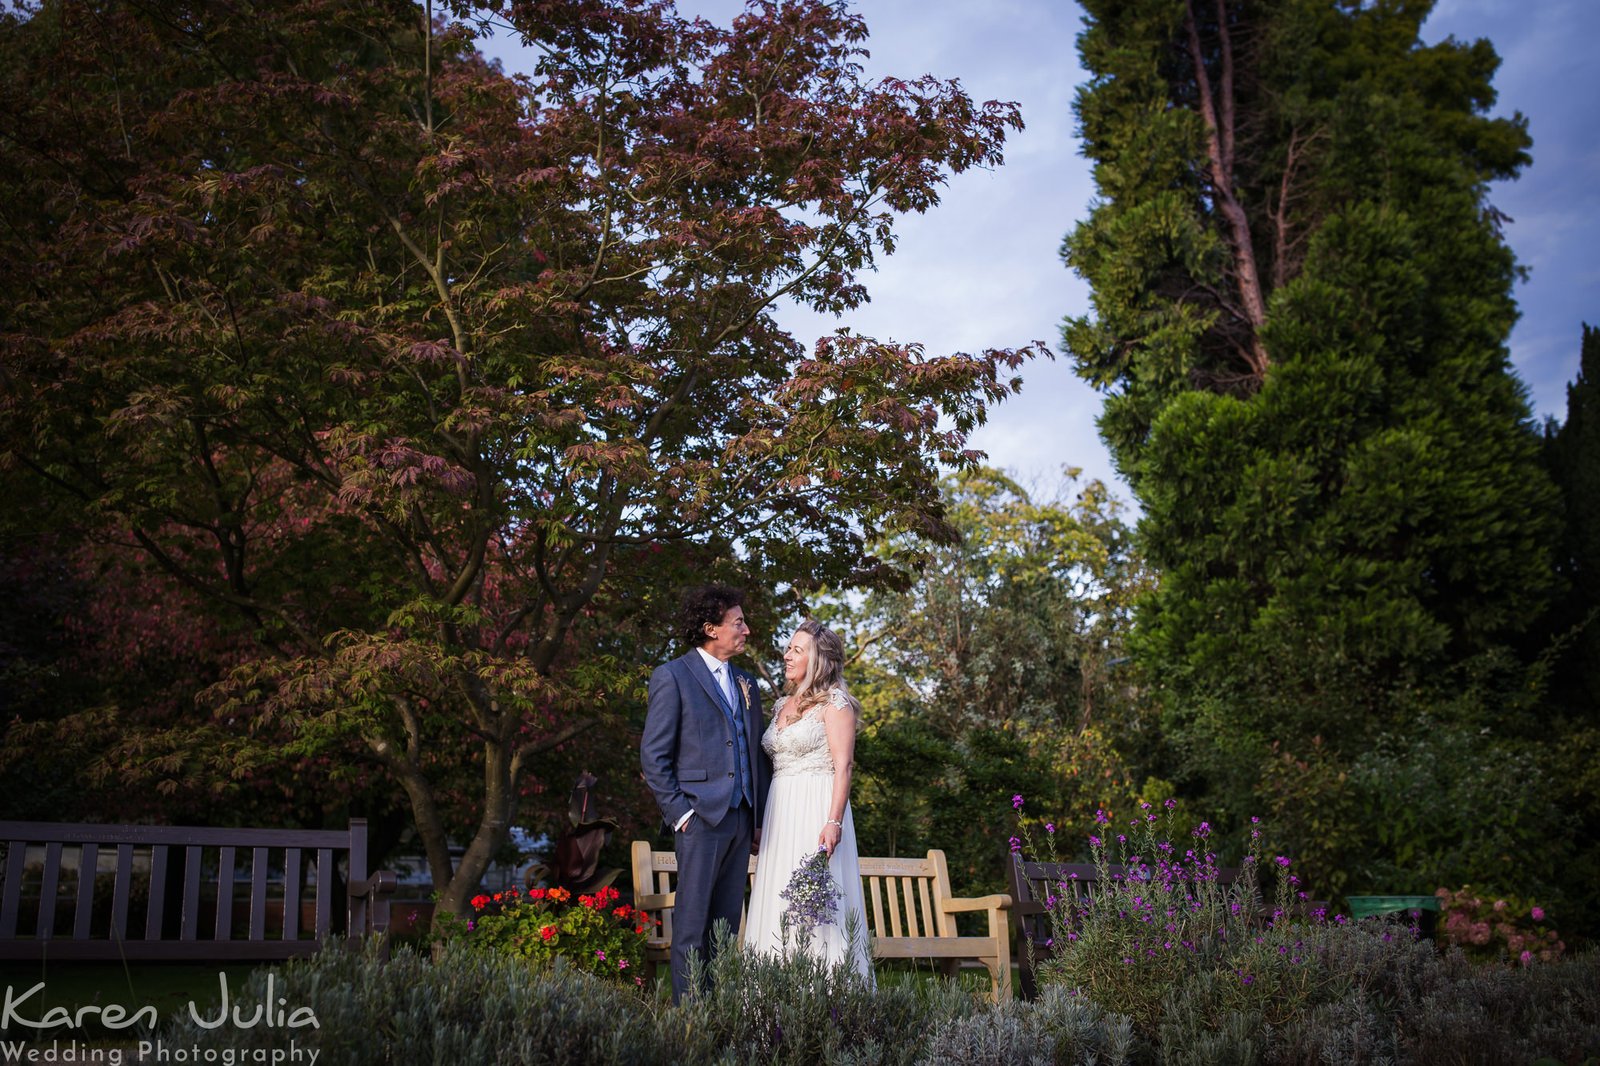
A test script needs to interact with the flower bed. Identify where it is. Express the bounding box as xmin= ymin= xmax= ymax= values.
xmin=437 ymin=883 xmax=651 ymax=984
